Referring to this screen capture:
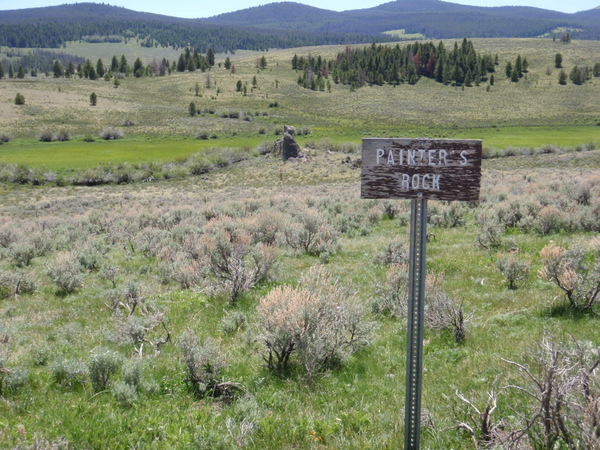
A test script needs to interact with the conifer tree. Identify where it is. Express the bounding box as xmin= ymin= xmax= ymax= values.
xmin=569 ymin=66 xmax=583 ymax=85
xmin=207 ymin=48 xmax=215 ymax=67
xmin=96 ymin=59 xmax=105 ymax=78
xmin=0 ymin=63 xmax=4 ymax=79
xmin=119 ymin=55 xmax=129 ymax=74
xmin=66 ymin=61 xmax=75 ymax=78
xmin=555 ymin=53 xmax=563 ymax=68
xmin=177 ymin=54 xmax=186 ymax=72
xmin=461 ymin=69 xmax=470 ymax=86
xmin=505 ymin=61 xmax=513 ymax=78
xmin=511 ymin=67 xmax=519 ymax=82
xmin=53 ymin=60 xmax=63 ymax=78
xmin=8 ymin=63 xmax=14 ymax=79
xmin=111 ymin=55 xmax=119 ymax=72
xmin=17 ymin=65 xmax=25 ymax=79
xmin=515 ymin=55 xmax=523 ymax=77
xmin=133 ymin=58 xmax=144 ymax=77
xmin=558 ymin=69 xmax=567 ymax=85
xmin=90 ymin=92 xmax=97 ymax=106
